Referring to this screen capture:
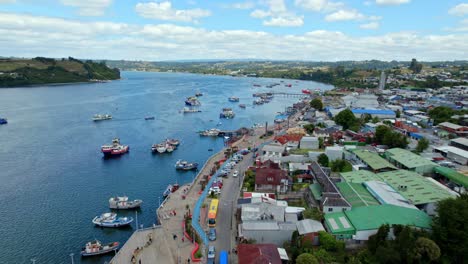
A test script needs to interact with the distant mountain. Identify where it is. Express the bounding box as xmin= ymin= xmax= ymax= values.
xmin=0 ymin=57 xmax=120 ymax=87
